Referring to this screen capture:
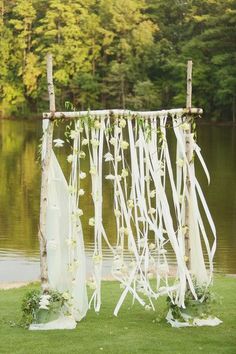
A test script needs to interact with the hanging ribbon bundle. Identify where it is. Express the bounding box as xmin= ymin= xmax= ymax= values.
xmin=43 ymin=111 xmax=217 ymax=326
